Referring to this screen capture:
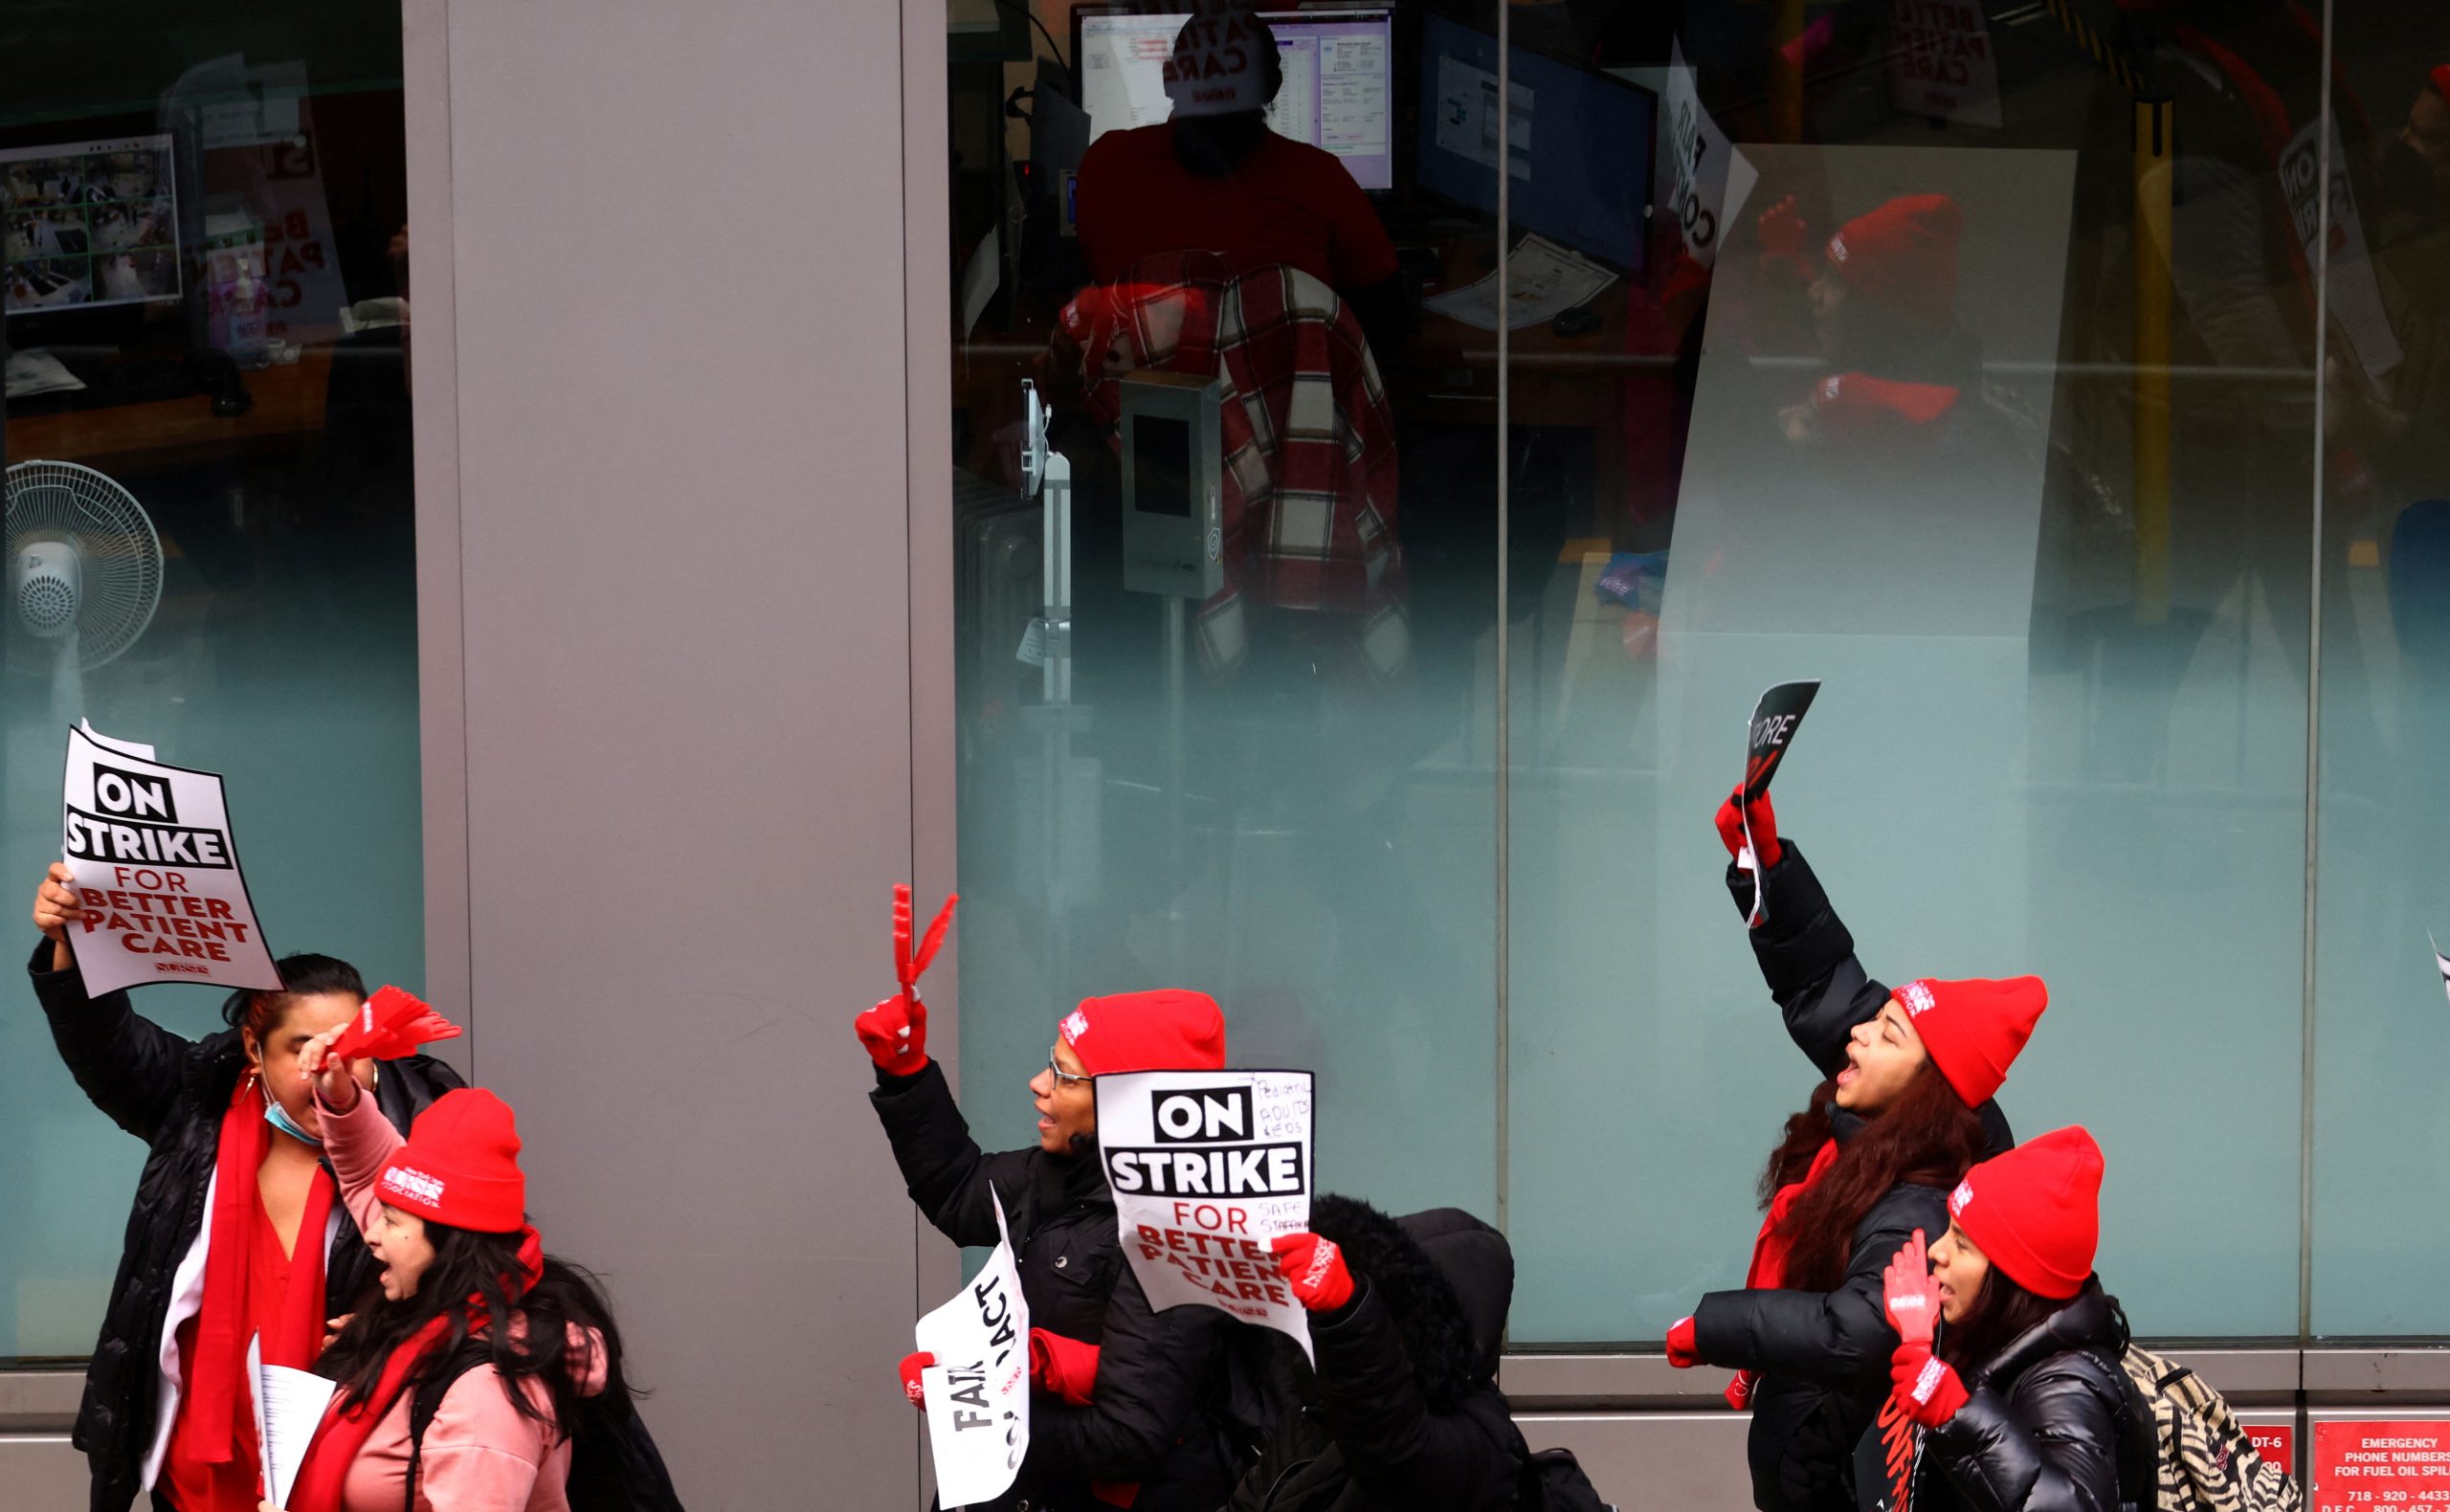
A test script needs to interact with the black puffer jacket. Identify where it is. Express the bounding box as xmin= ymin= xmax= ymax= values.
xmin=29 ymin=939 xmax=464 ymax=1512
xmin=1696 ymin=844 xmax=2015 ymax=1512
xmin=1221 ymin=1198 xmax=1526 ymax=1512
xmin=1919 ymin=1281 xmax=2156 ymax=1512
xmin=870 ymin=1060 xmax=1259 ymax=1512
